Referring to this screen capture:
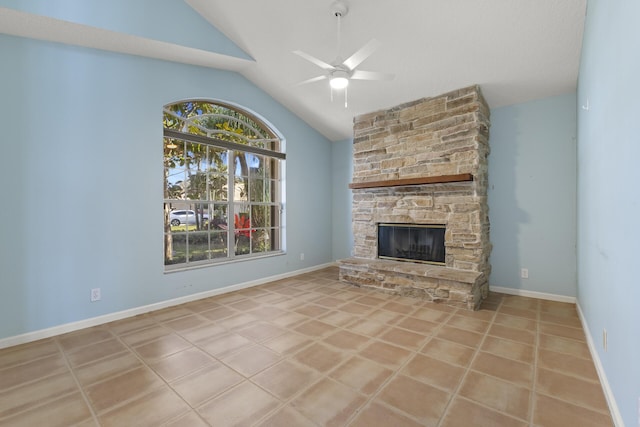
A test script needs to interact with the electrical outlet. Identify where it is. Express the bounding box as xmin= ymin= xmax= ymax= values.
xmin=602 ymin=328 xmax=607 ymax=352
xmin=521 ymin=268 xmax=529 ymax=279
xmin=90 ymin=288 xmax=101 ymax=302
xmin=300 ymin=253 xmax=304 ymax=261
